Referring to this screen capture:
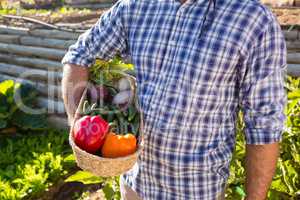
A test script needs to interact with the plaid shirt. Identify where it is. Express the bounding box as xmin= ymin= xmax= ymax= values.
xmin=62 ymin=0 xmax=287 ymax=199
